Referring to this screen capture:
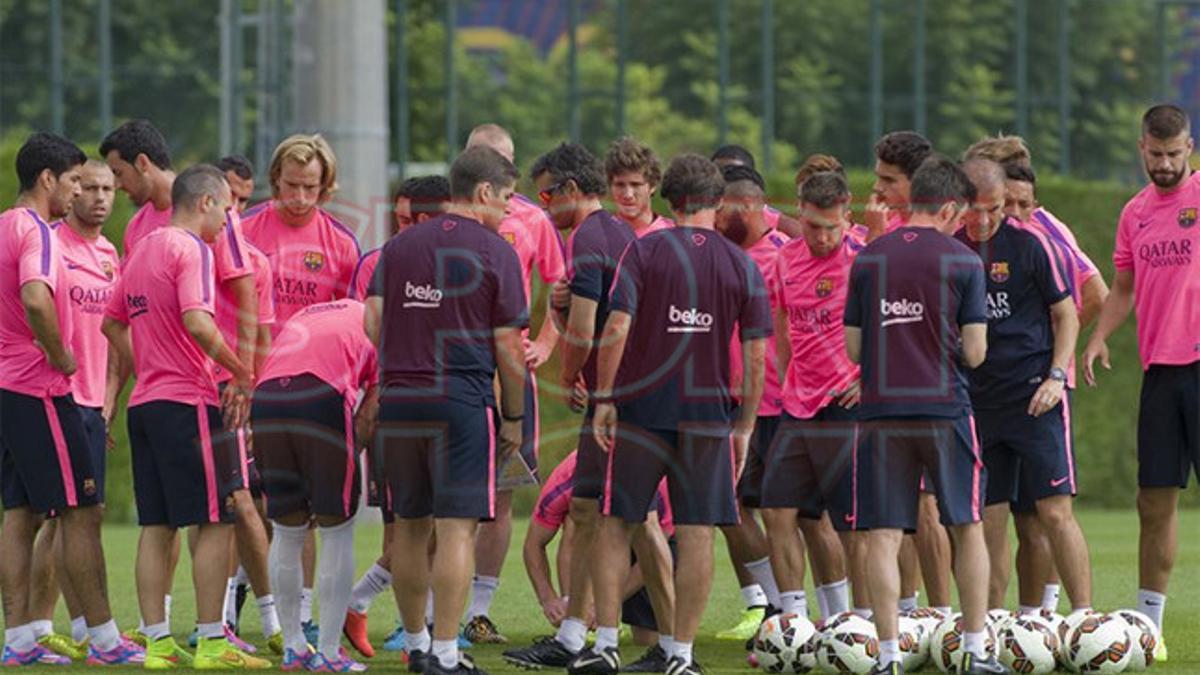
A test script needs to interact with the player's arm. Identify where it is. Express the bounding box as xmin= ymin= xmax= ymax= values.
xmin=1078 ymin=274 xmax=1109 ymax=331
xmin=527 ymin=301 xmax=561 ymax=369
xmin=183 ymin=309 xmax=252 ymax=427
xmin=22 ymin=282 xmax=75 ymax=375
xmin=960 ymin=323 xmax=987 ymax=369
xmin=523 ymin=521 xmax=566 ymax=625
xmin=1081 ymin=269 xmax=1134 ymax=385
xmin=364 ymin=296 xmax=383 ymax=346
xmin=1028 ymin=297 xmax=1078 ymax=417
xmin=592 ymin=309 xmax=632 ymax=450
xmin=844 ymin=326 xmax=862 ymax=364
xmin=354 ymin=383 xmax=380 ymax=451
xmin=494 ymin=325 xmax=526 ymax=459
xmin=774 ymin=306 xmax=791 ymax=382
xmin=559 ymin=294 xmax=598 ymax=390
xmin=103 ymin=342 xmax=130 ymax=427
xmin=101 ymin=317 xmax=133 ymax=375
xmin=254 ymin=324 xmax=273 ymax=376
xmin=775 ymin=214 xmax=803 ymax=239
xmin=557 ymin=518 xmax=576 ymax=600
xmin=225 ymin=275 xmax=259 ymax=376
xmin=735 ymin=337 xmax=767 ymax=476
